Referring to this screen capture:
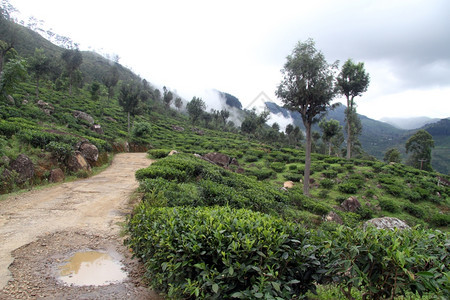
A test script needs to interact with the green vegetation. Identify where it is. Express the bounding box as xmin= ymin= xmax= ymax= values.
xmin=1 ymin=6 xmax=449 ymax=299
